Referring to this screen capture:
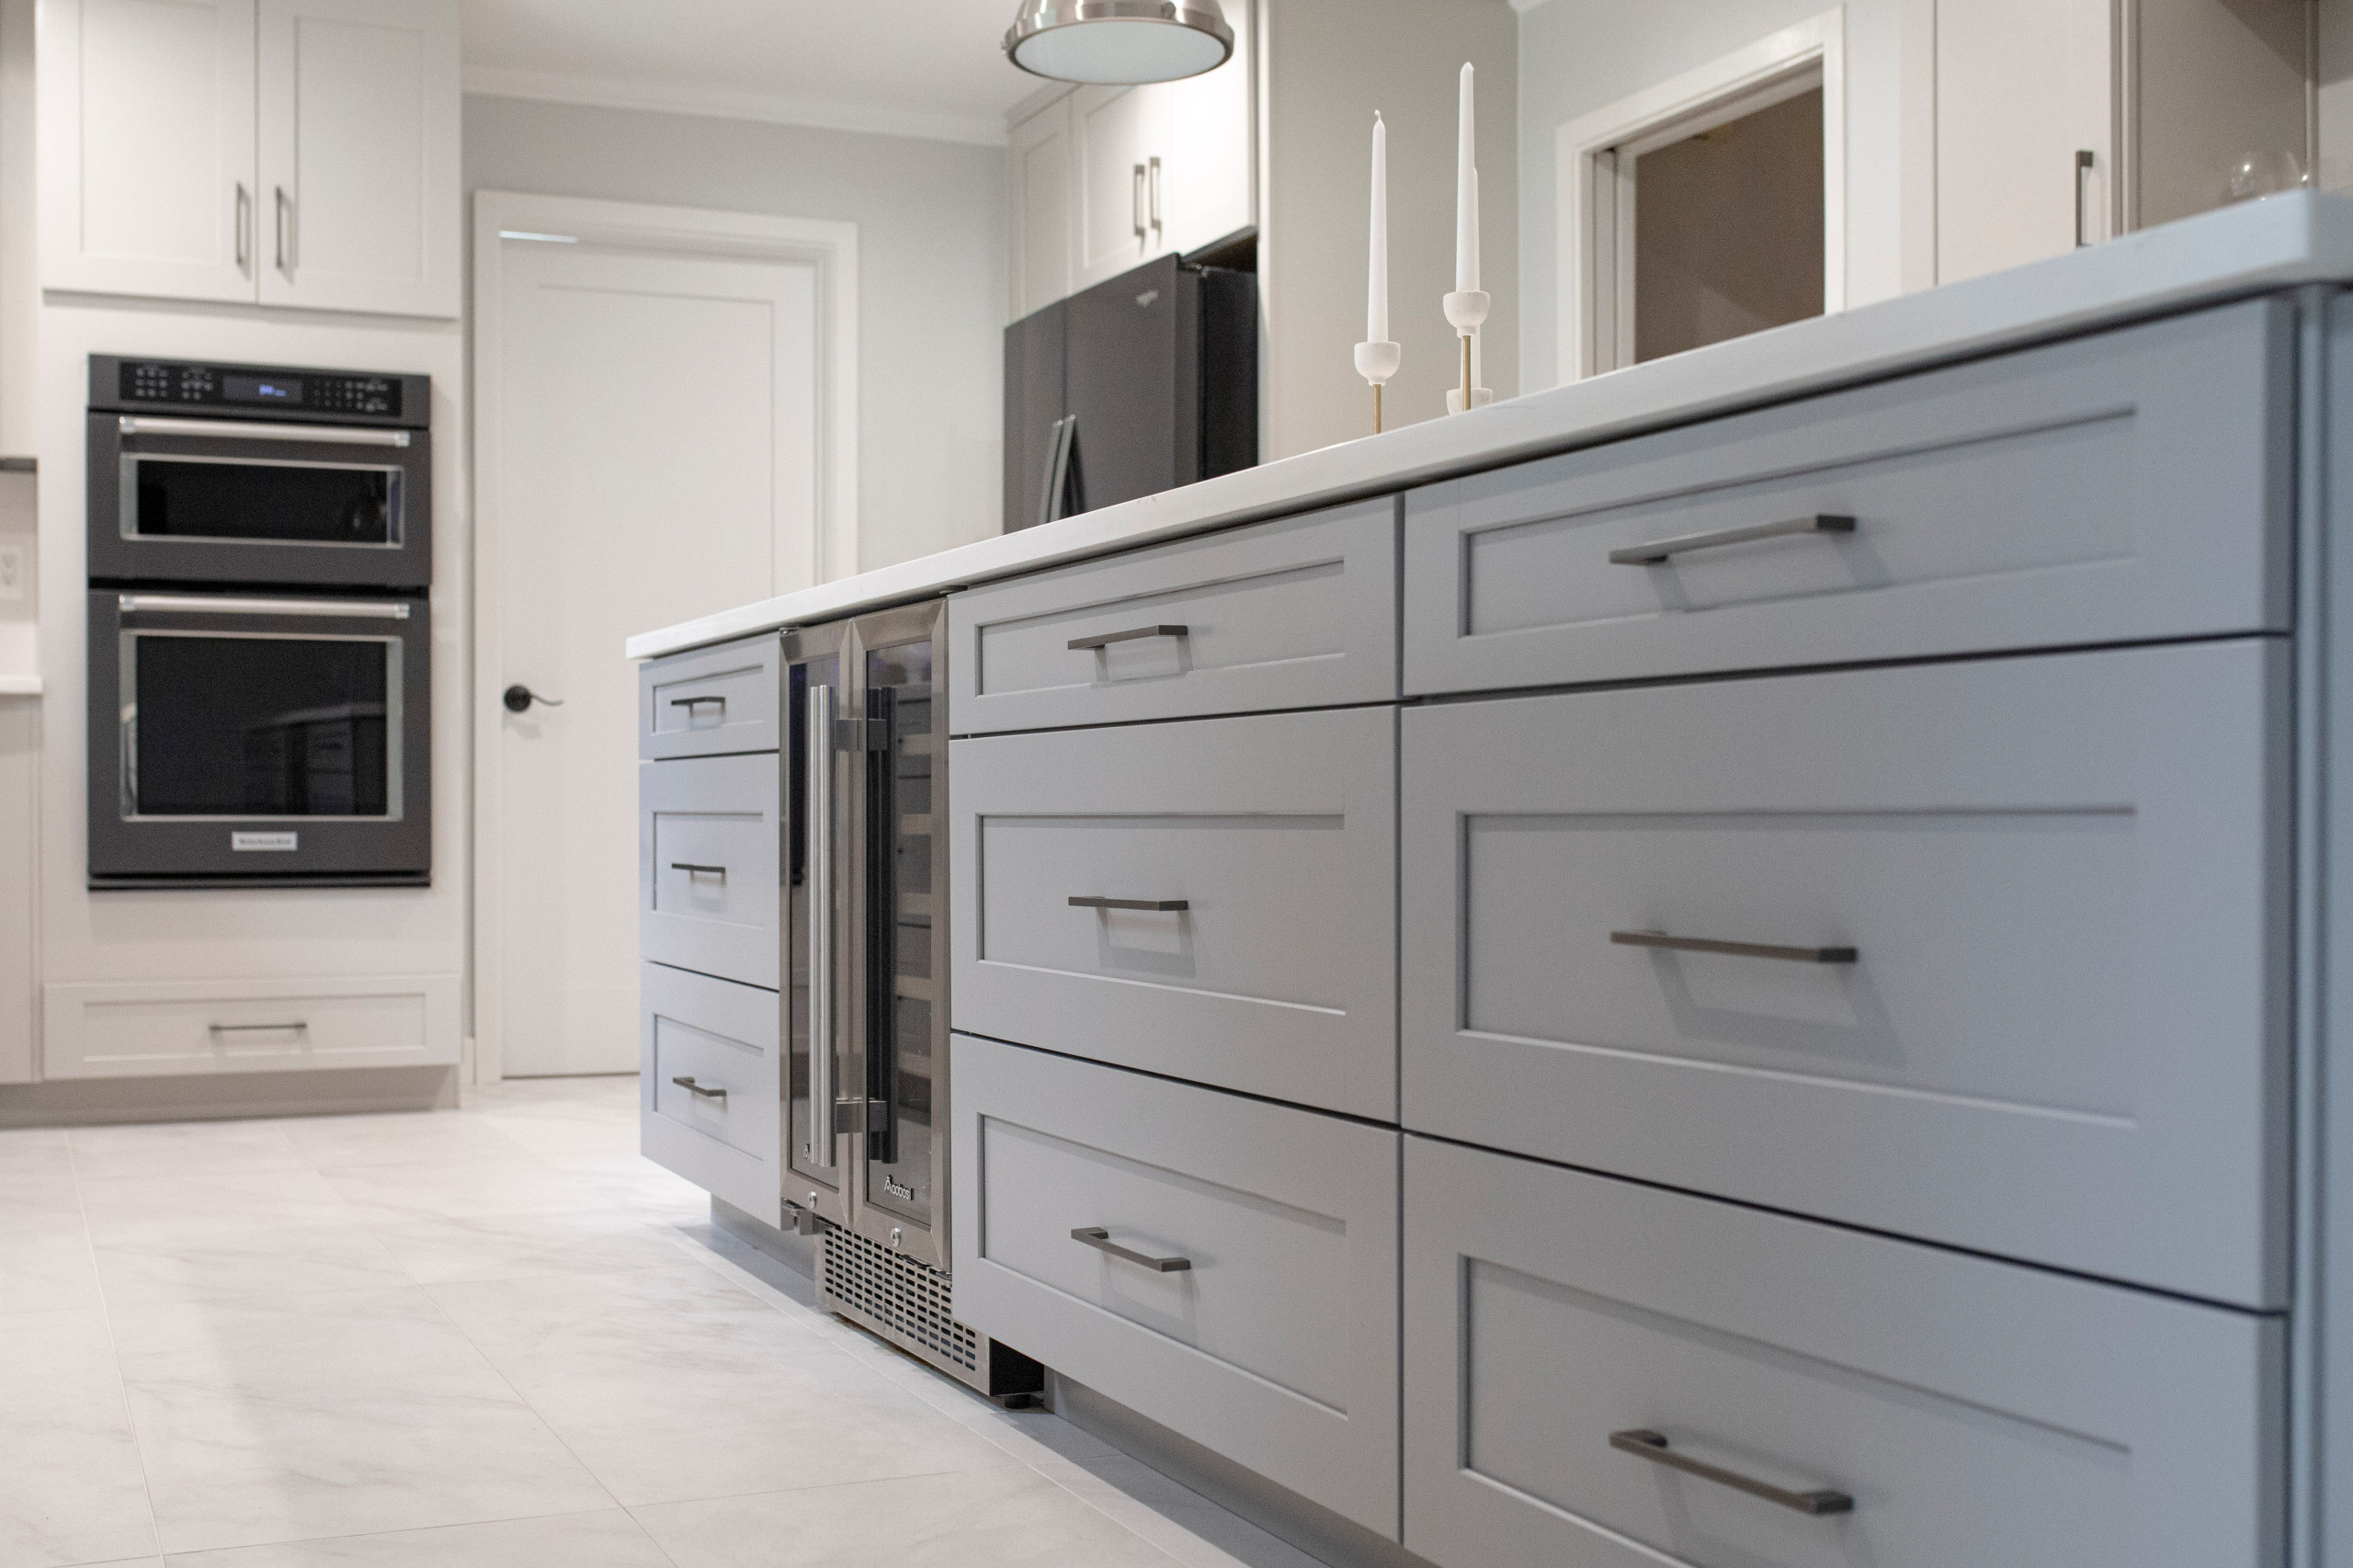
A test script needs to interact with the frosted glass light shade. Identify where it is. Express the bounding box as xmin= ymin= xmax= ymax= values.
xmin=1005 ymin=0 xmax=1233 ymax=85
